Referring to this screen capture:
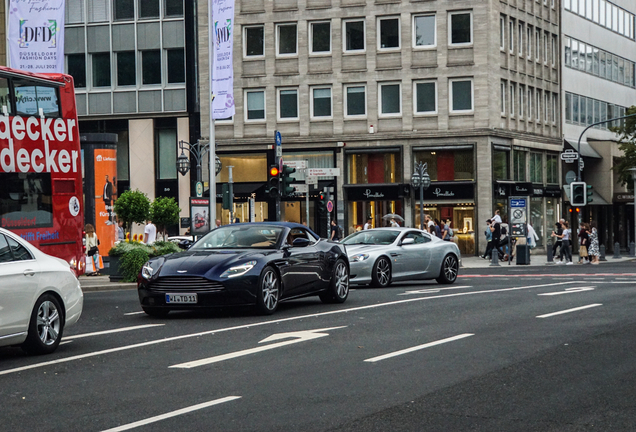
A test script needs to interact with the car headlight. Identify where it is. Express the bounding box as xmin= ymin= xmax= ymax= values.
xmin=221 ymin=260 xmax=257 ymax=278
xmin=141 ymin=262 xmax=155 ymax=280
xmin=69 ymin=258 xmax=77 ymax=269
xmin=349 ymin=253 xmax=369 ymax=263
